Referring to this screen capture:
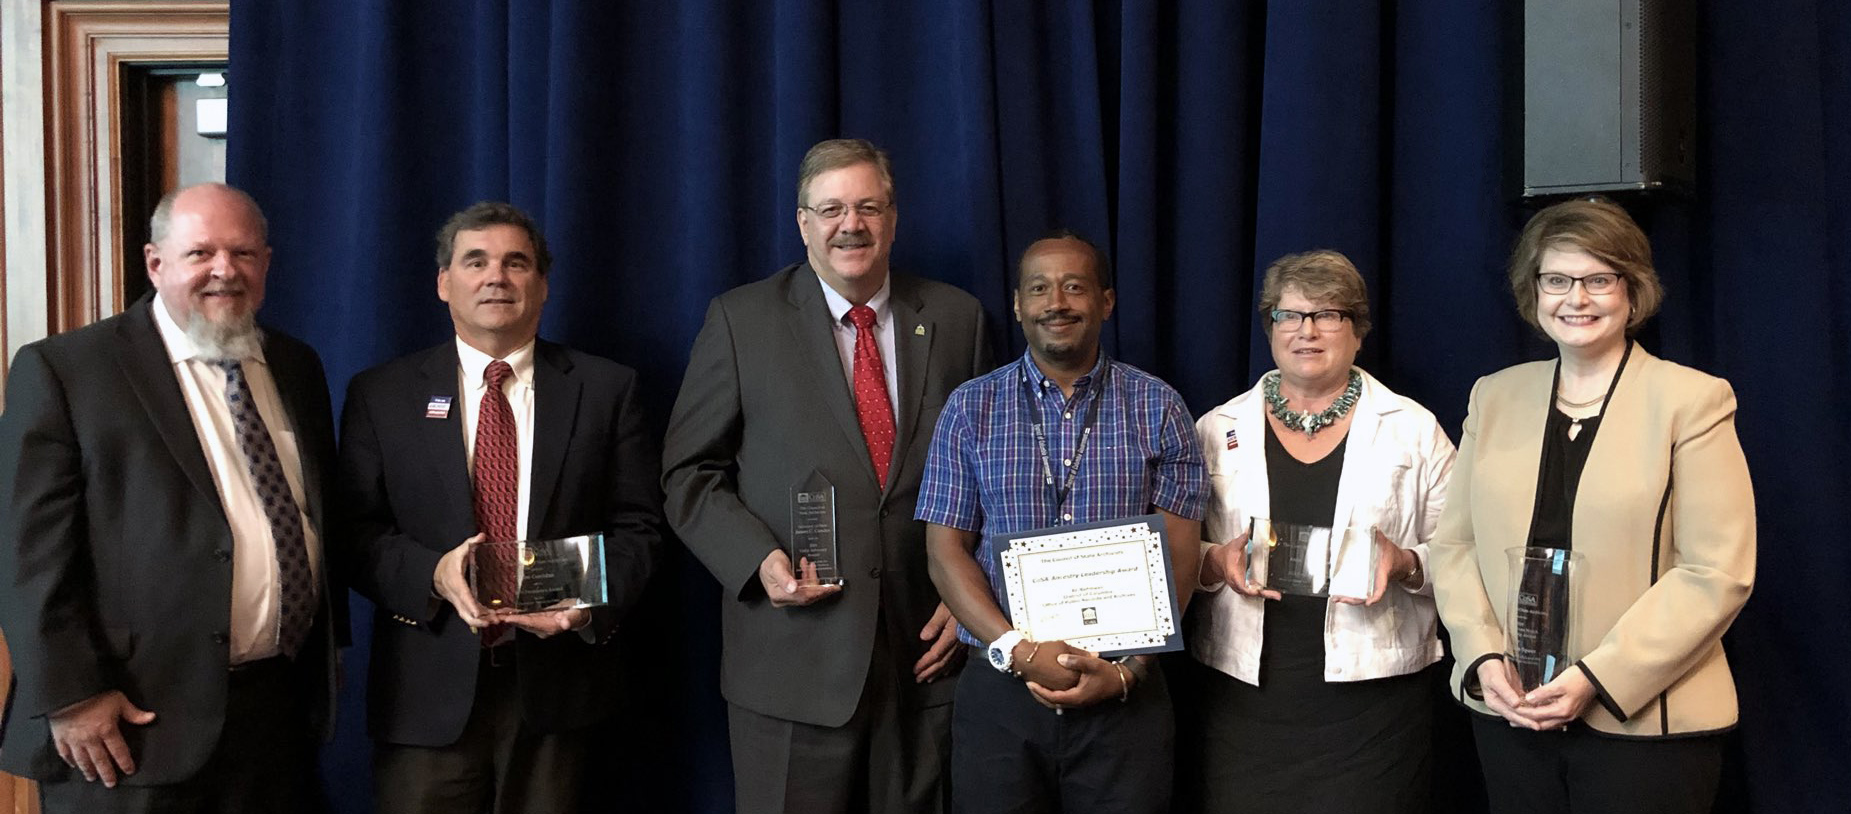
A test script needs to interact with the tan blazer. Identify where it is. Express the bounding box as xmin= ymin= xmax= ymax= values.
xmin=1429 ymin=344 xmax=1755 ymax=737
